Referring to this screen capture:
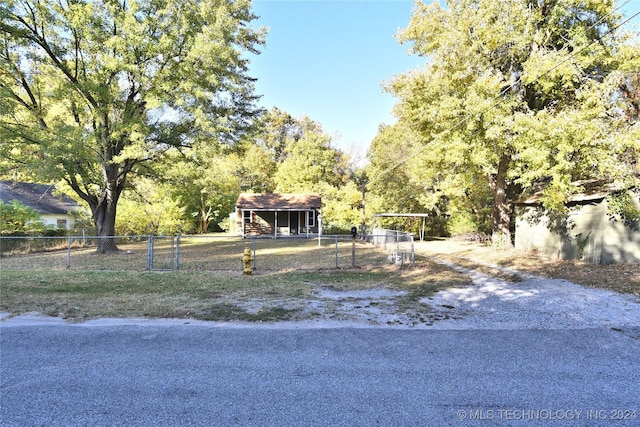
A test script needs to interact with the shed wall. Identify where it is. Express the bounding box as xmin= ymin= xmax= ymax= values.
xmin=515 ymin=194 xmax=640 ymax=264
